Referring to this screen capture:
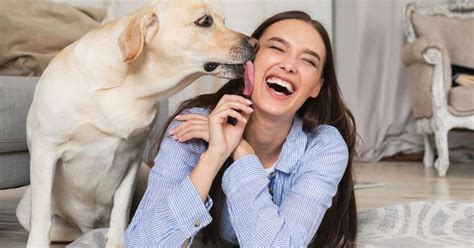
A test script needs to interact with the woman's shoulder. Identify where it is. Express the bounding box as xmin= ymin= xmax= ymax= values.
xmin=296 ymin=124 xmax=349 ymax=174
xmin=305 ymin=124 xmax=348 ymax=156
xmin=164 ymin=107 xmax=210 ymax=155
xmin=180 ymin=107 xmax=211 ymax=116
xmin=167 ymin=107 xmax=210 ymax=132
xmin=308 ymin=124 xmax=345 ymax=143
